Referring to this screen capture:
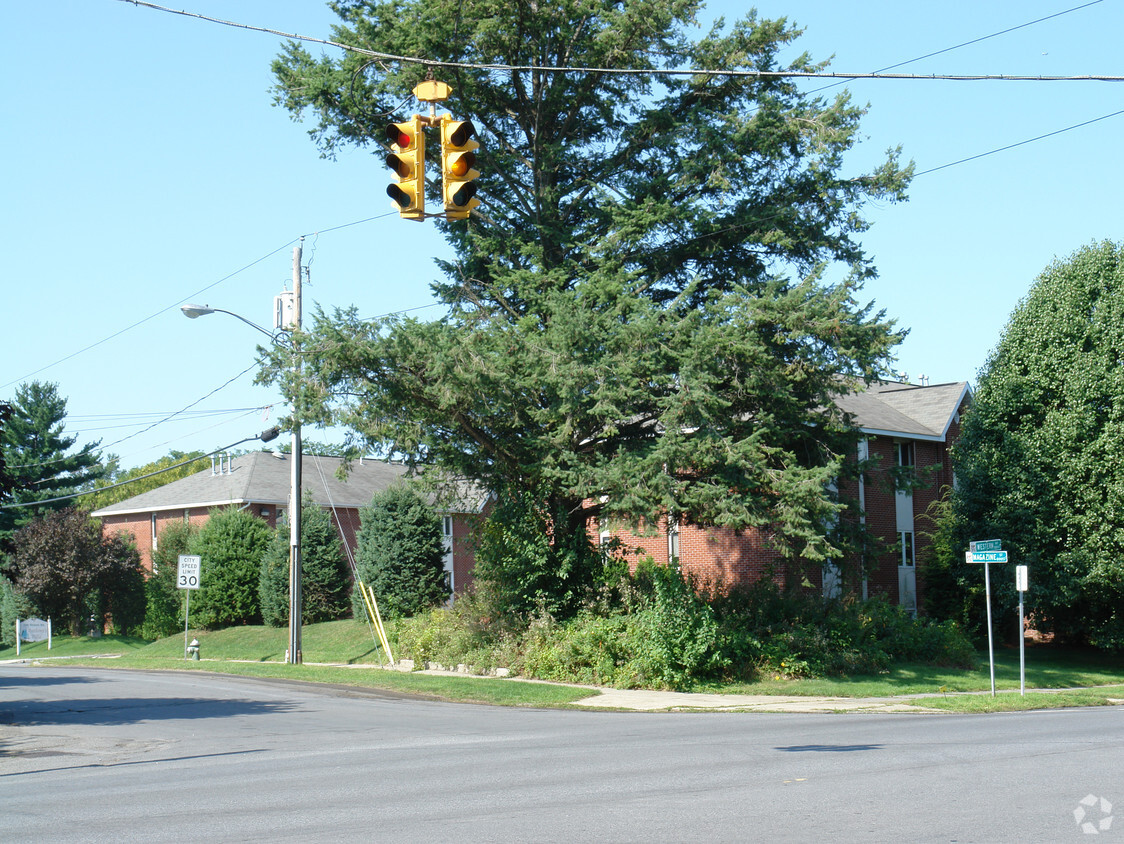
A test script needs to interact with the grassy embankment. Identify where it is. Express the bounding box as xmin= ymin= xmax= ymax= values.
xmin=4 ymin=620 xmax=1124 ymax=713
